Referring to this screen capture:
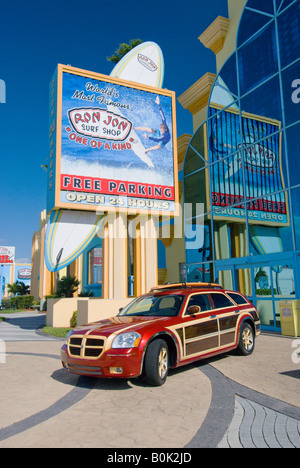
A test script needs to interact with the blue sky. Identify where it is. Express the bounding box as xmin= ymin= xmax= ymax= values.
xmin=0 ymin=0 xmax=228 ymax=263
